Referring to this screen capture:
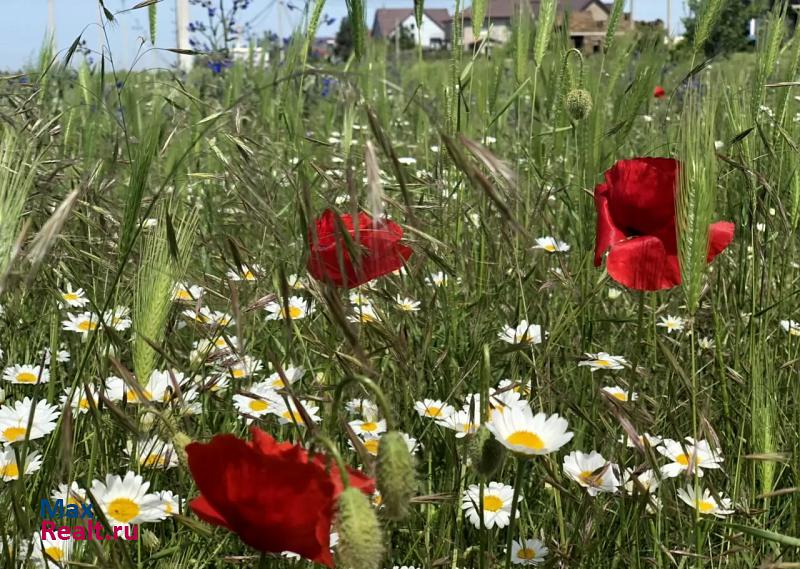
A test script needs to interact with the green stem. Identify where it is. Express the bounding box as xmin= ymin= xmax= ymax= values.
xmin=331 ymin=374 xmax=395 ymax=430
xmin=313 ymin=434 xmax=351 ymax=489
xmin=504 ymin=459 xmax=527 ymax=569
